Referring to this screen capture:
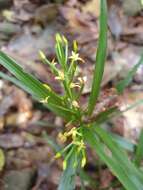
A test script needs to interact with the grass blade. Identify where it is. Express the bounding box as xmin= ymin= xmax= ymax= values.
xmin=111 ymin=133 xmax=135 ymax=152
xmin=88 ymin=0 xmax=108 ymax=115
xmin=116 ymin=55 xmax=143 ymax=94
xmin=58 ymin=149 xmax=77 ymax=190
xmin=94 ymin=126 xmax=143 ymax=183
xmin=0 ymin=72 xmax=76 ymax=121
xmin=44 ymin=102 xmax=77 ymax=121
xmin=83 ymin=127 xmax=143 ymax=190
xmin=0 ymin=51 xmax=77 ymax=121
xmin=0 ymin=51 xmax=60 ymax=103
xmin=0 ymin=71 xmax=30 ymax=92
xmin=134 ymin=129 xmax=143 ymax=167
xmin=42 ymin=131 xmax=61 ymax=152
xmin=95 ymin=107 xmax=118 ymax=124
